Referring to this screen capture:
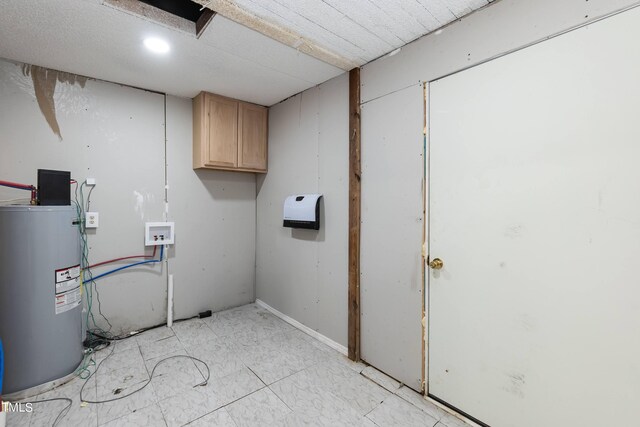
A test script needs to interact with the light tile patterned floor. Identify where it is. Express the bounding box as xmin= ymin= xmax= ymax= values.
xmin=8 ymin=303 xmax=469 ymax=427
